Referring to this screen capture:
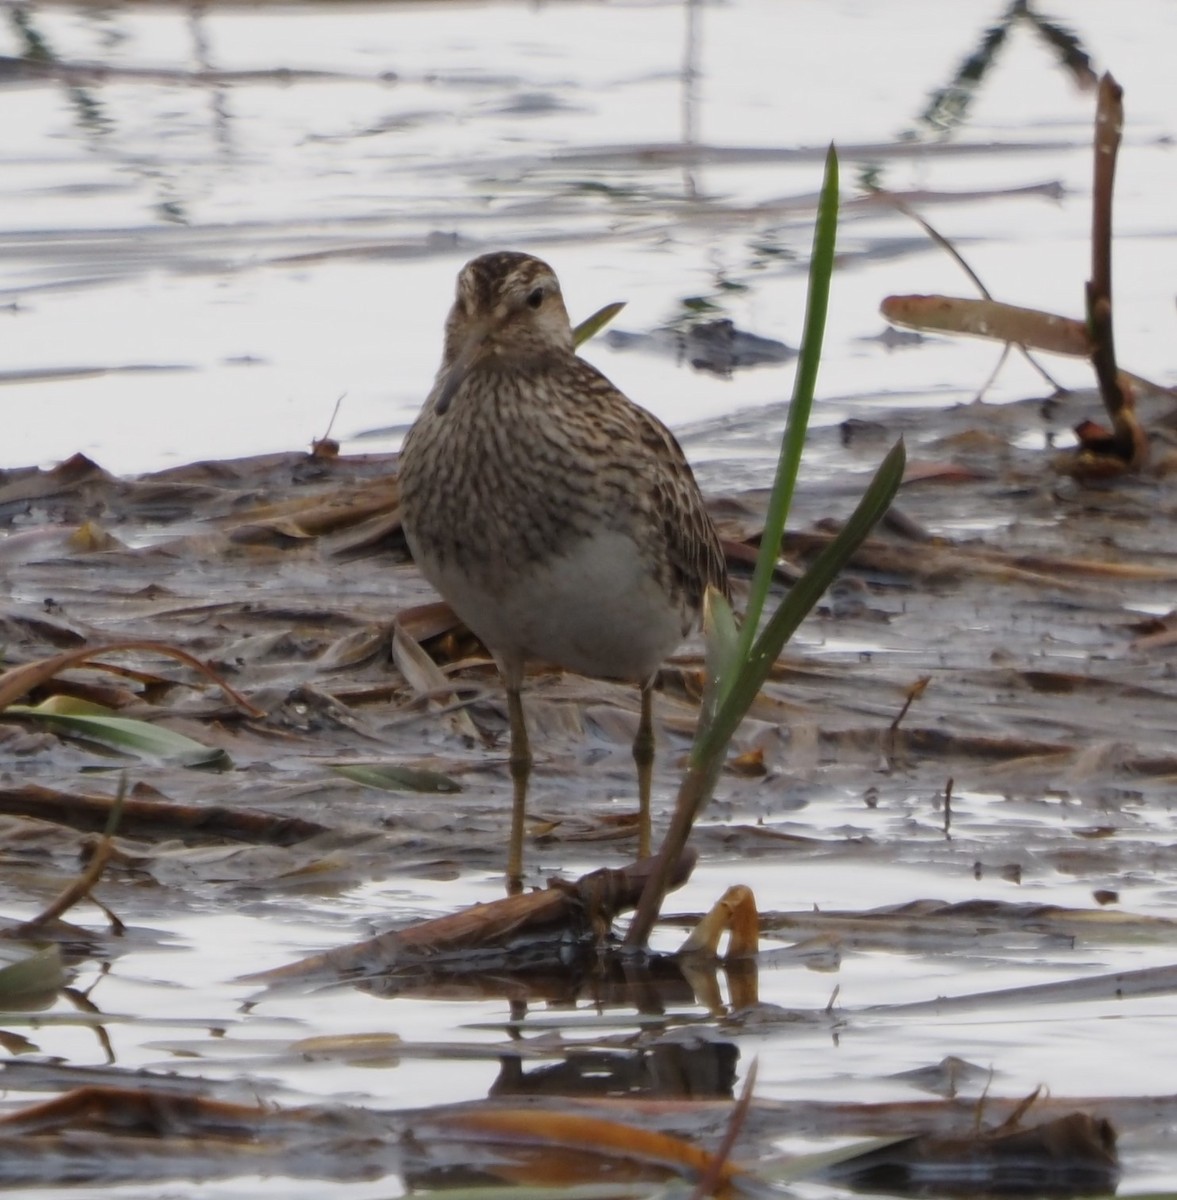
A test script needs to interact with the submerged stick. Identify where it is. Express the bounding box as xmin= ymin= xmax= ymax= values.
xmin=249 ymin=850 xmax=697 ymax=986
